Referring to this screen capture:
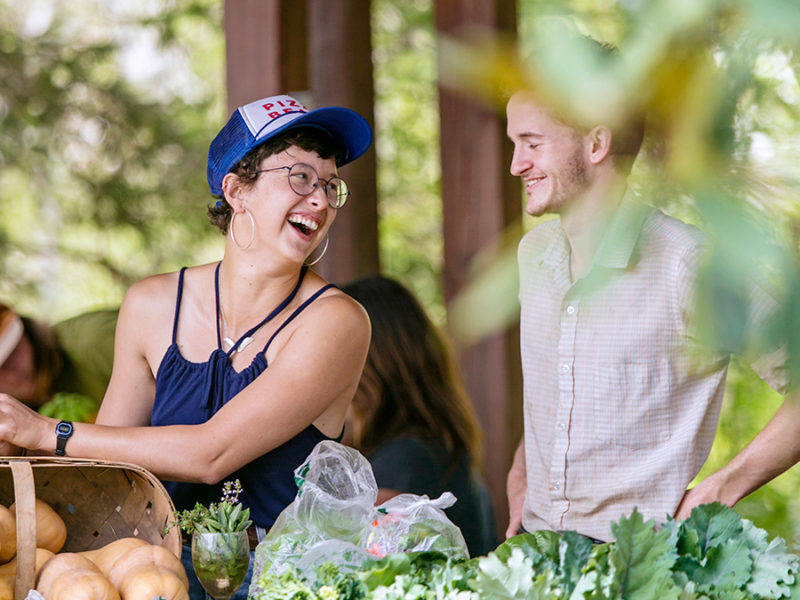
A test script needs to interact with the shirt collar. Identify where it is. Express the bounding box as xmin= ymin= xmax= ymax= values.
xmin=592 ymin=190 xmax=654 ymax=270
xmin=539 ymin=189 xmax=654 ymax=284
